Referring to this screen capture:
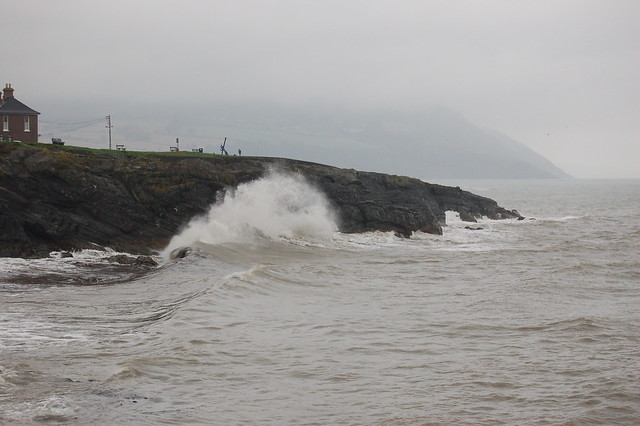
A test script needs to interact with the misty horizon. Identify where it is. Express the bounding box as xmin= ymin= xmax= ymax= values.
xmin=34 ymin=101 xmax=570 ymax=180
xmin=3 ymin=0 xmax=639 ymax=178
